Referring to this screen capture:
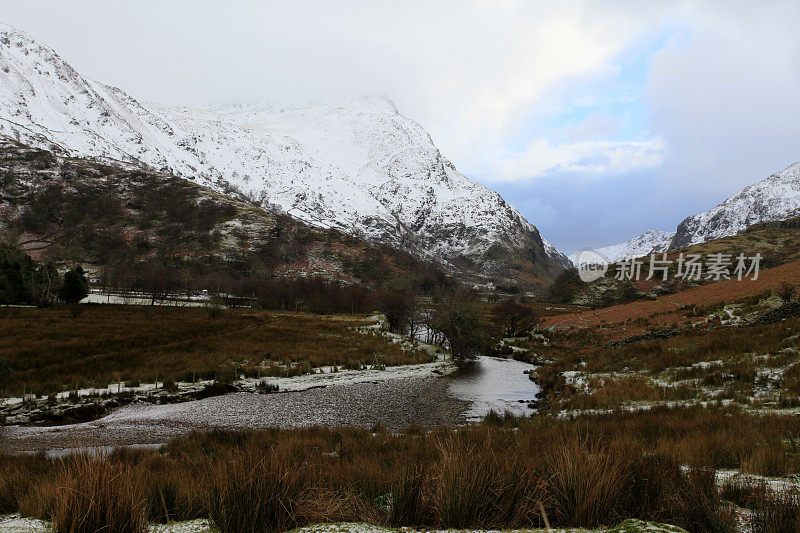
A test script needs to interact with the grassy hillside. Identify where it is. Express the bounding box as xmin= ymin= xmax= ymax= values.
xmin=0 ymin=137 xmax=449 ymax=294
xmin=553 ymin=217 xmax=800 ymax=308
xmin=530 ymin=253 xmax=800 ymax=417
xmin=546 ymin=259 xmax=800 ymax=333
xmin=0 ymin=306 xmax=433 ymax=397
